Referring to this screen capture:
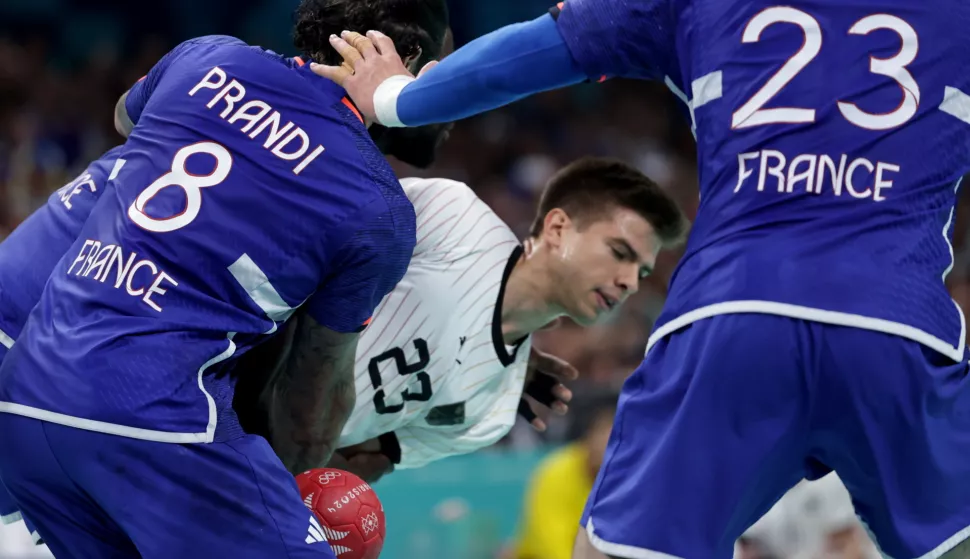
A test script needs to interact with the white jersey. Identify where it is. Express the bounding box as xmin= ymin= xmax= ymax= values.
xmin=337 ymin=177 xmax=532 ymax=469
